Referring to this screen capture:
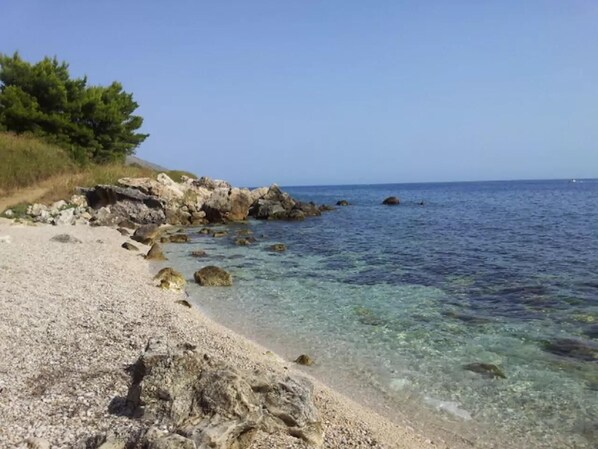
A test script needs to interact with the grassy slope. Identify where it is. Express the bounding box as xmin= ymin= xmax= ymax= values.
xmin=0 ymin=132 xmax=197 ymax=211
